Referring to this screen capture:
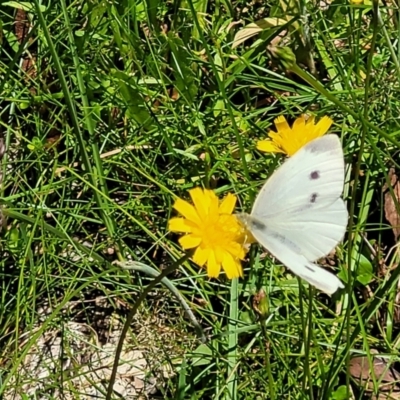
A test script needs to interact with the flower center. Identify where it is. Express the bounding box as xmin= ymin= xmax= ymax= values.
xmin=199 ymin=215 xmax=238 ymax=250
